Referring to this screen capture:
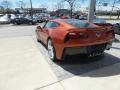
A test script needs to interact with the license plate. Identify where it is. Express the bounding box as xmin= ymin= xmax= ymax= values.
xmin=87 ymin=44 xmax=106 ymax=53
xmin=87 ymin=46 xmax=96 ymax=53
